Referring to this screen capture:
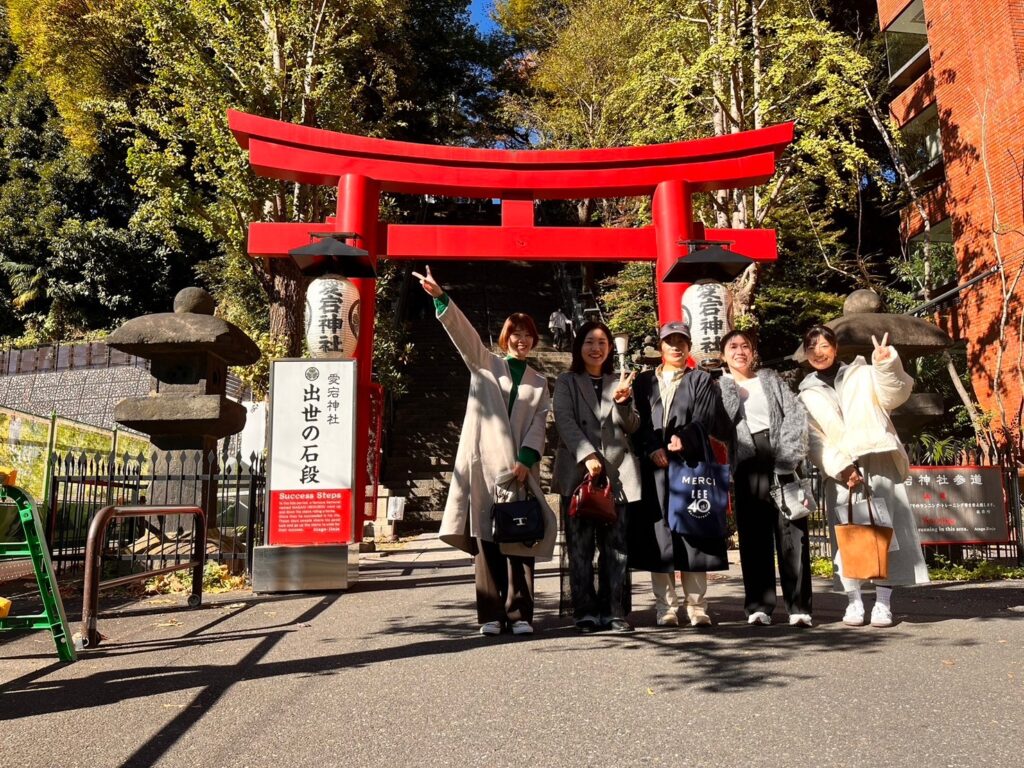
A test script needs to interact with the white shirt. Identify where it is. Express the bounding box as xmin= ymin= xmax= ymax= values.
xmin=726 ymin=373 xmax=770 ymax=433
